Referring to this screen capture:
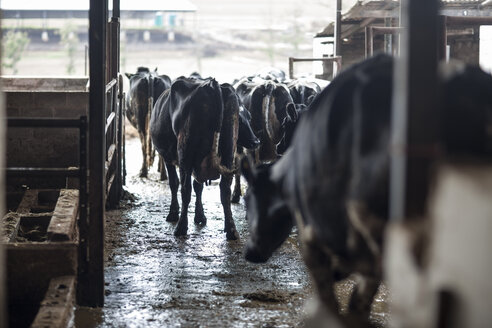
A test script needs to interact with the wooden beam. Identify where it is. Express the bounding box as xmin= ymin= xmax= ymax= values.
xmin=47 ymin=190 xmax=79 ymax=242
xmin=341 ymin=2 xmax=398 ymax=39
xmin=390 ymin=0 xmax=440 ymax=222
xmin=77 ymin=0 xmax=107 ymax=307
